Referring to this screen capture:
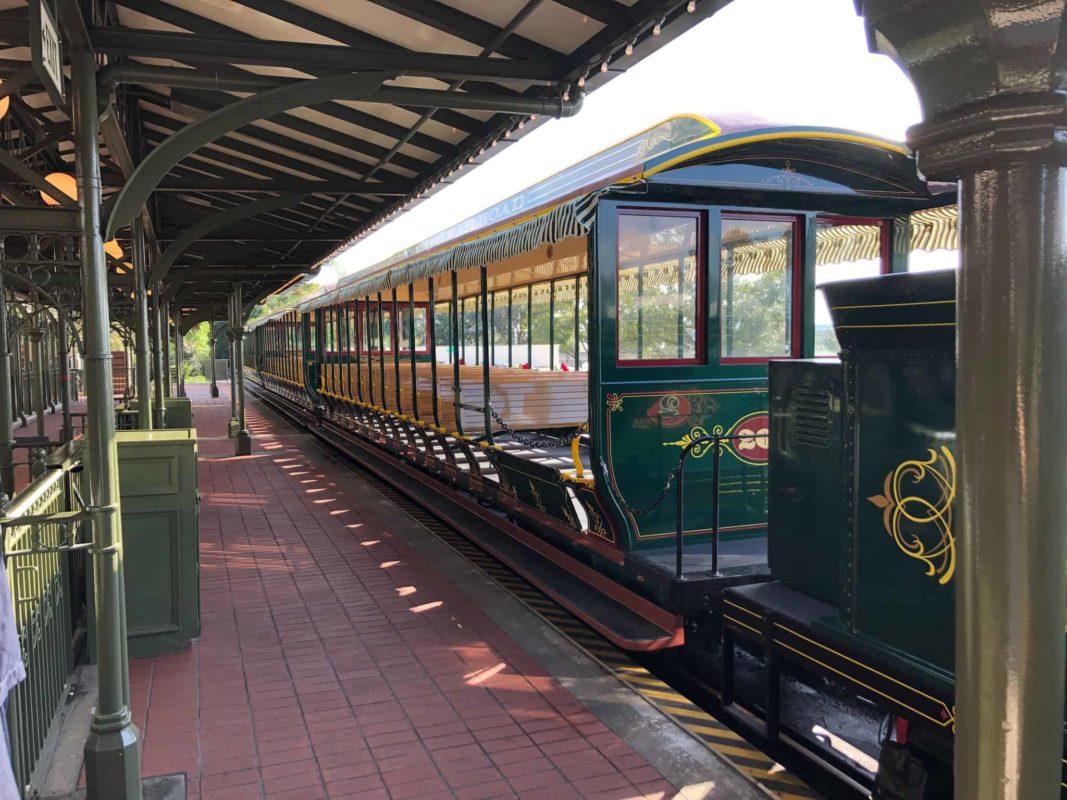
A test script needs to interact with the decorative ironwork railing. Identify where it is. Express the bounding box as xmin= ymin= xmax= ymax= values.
xmin=2 ymin=445 xmax=86 ymax=797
